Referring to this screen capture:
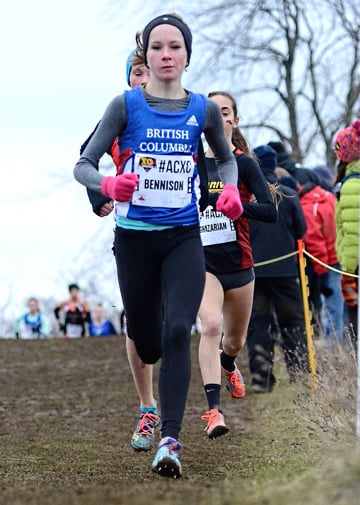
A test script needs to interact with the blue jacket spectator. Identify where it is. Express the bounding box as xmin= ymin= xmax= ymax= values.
xmin=15 ymin=297 xmax=50 ymax=339
xmin=89 ymin=304 xmax=118 ymax=337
